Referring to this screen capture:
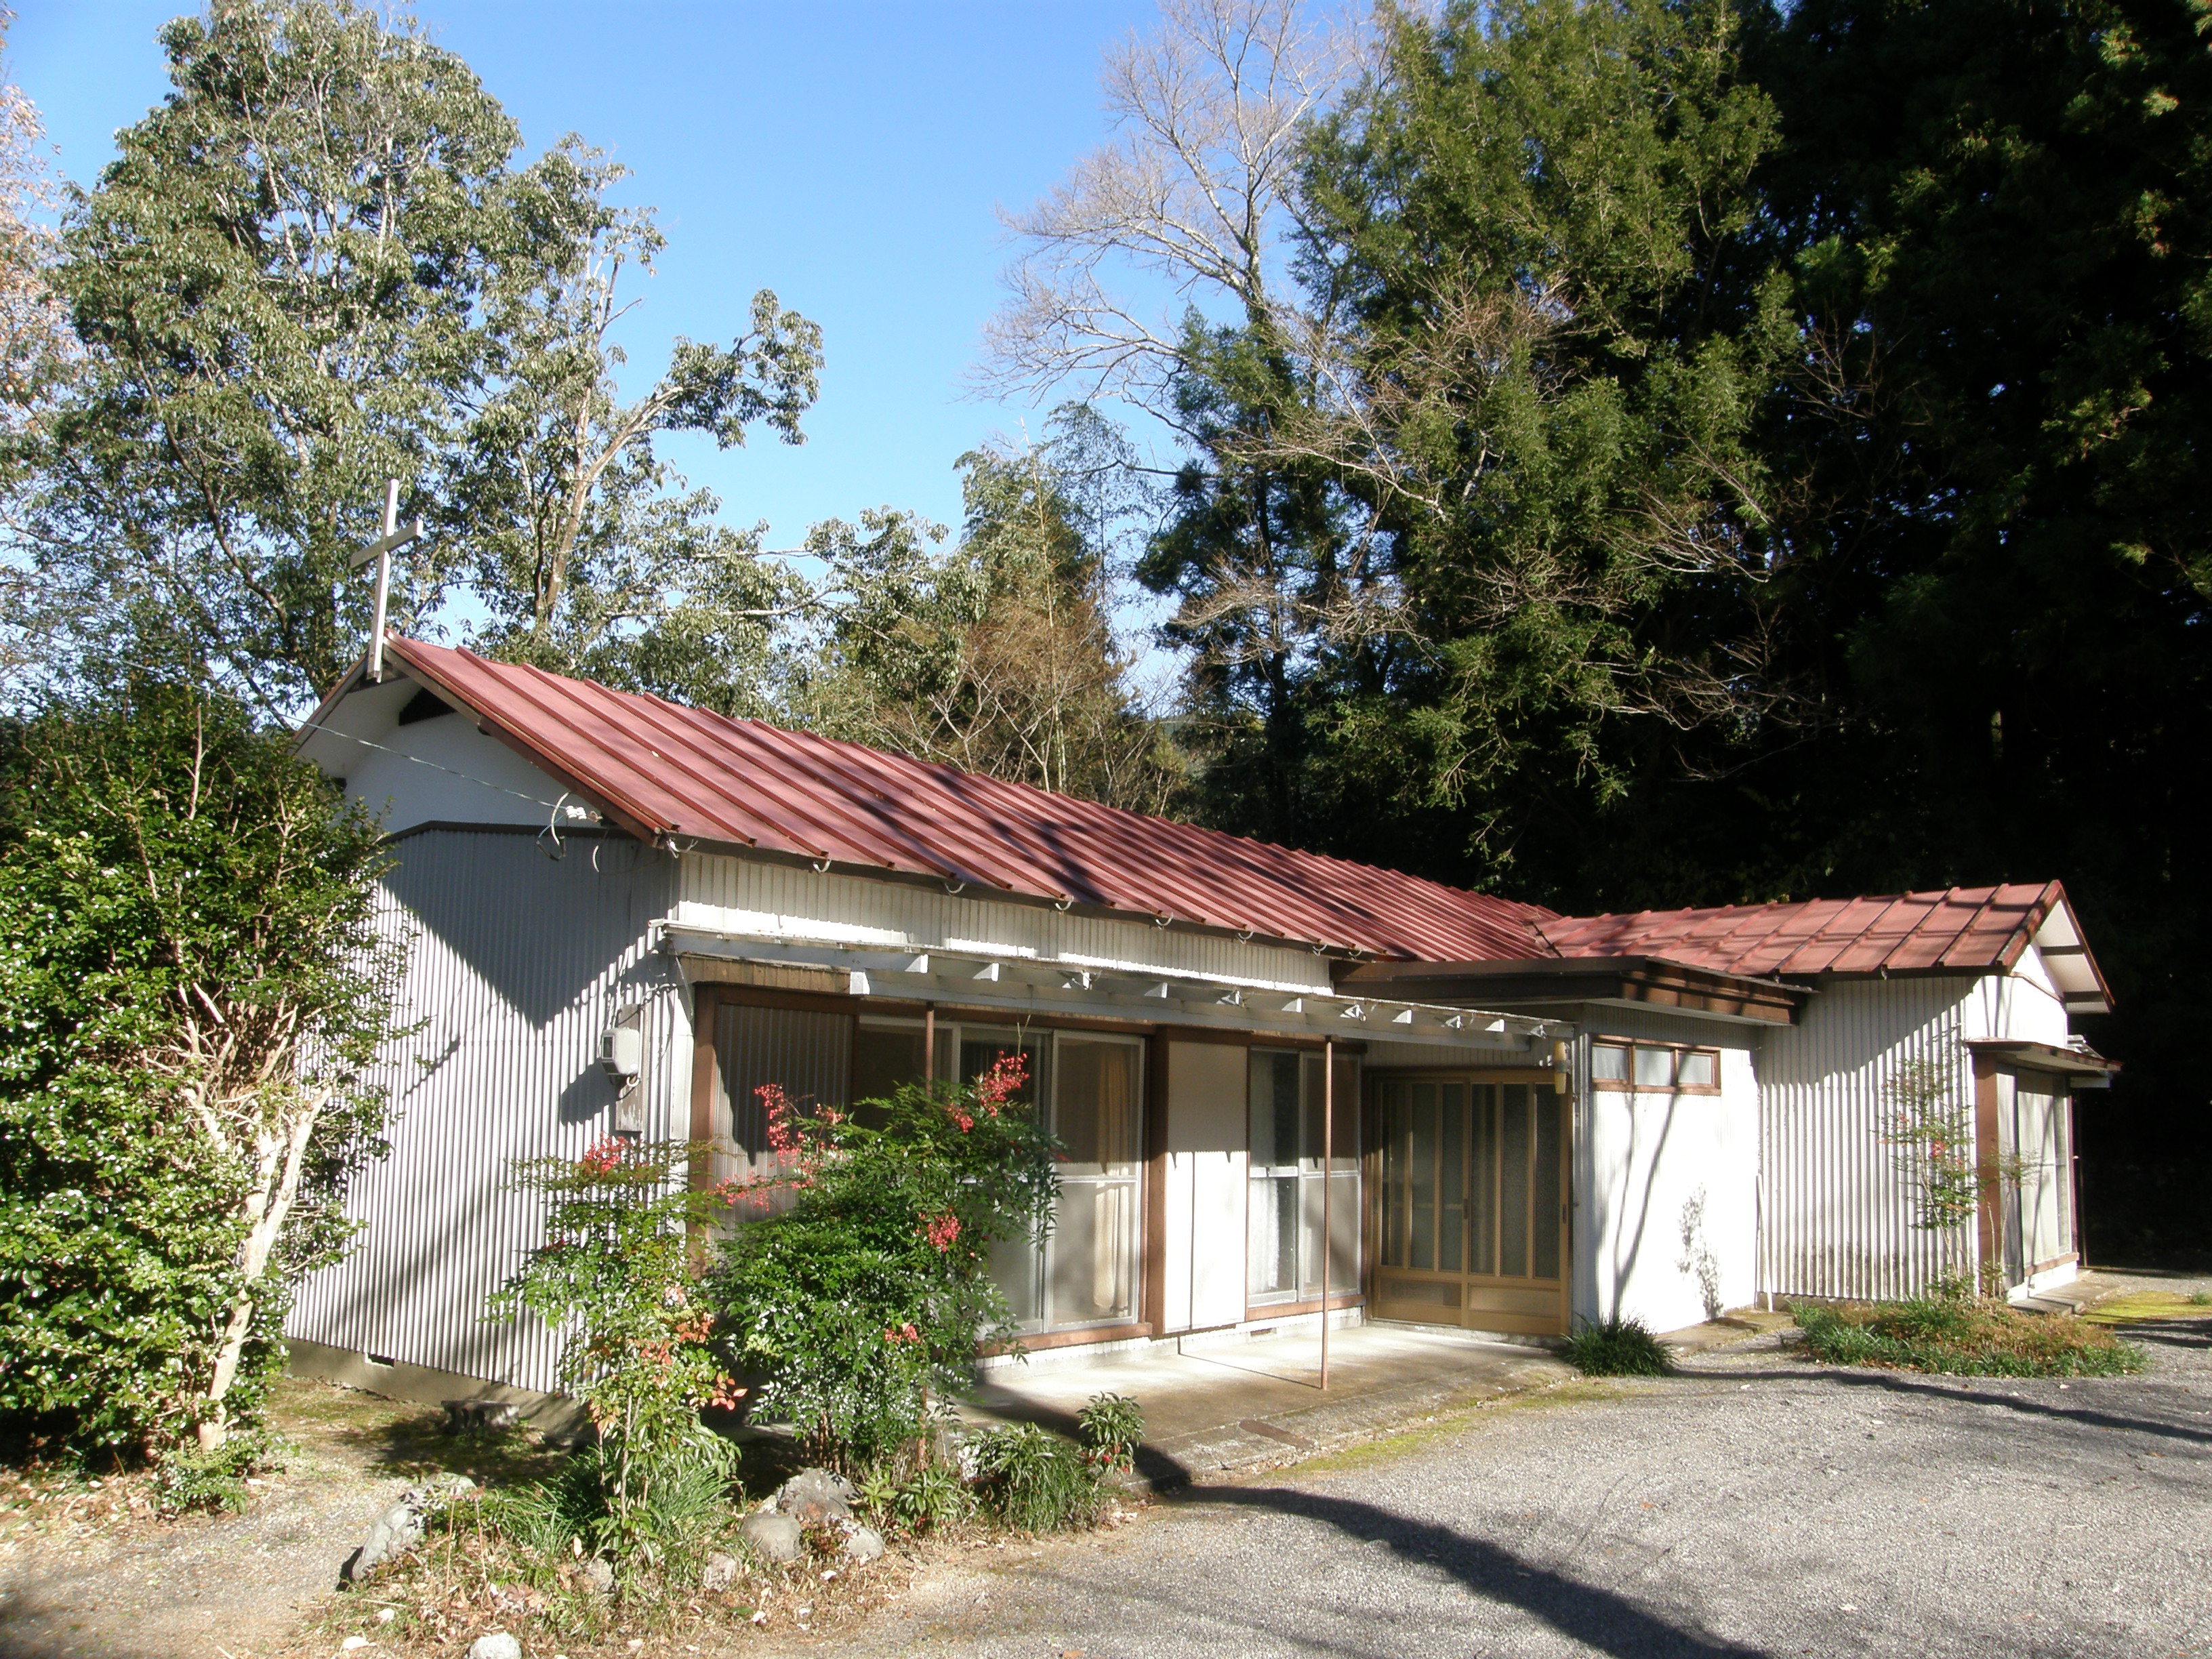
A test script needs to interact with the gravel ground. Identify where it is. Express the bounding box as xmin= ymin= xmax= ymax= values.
xmin=785 ymin=1292 xmax=2212 ymax=1659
